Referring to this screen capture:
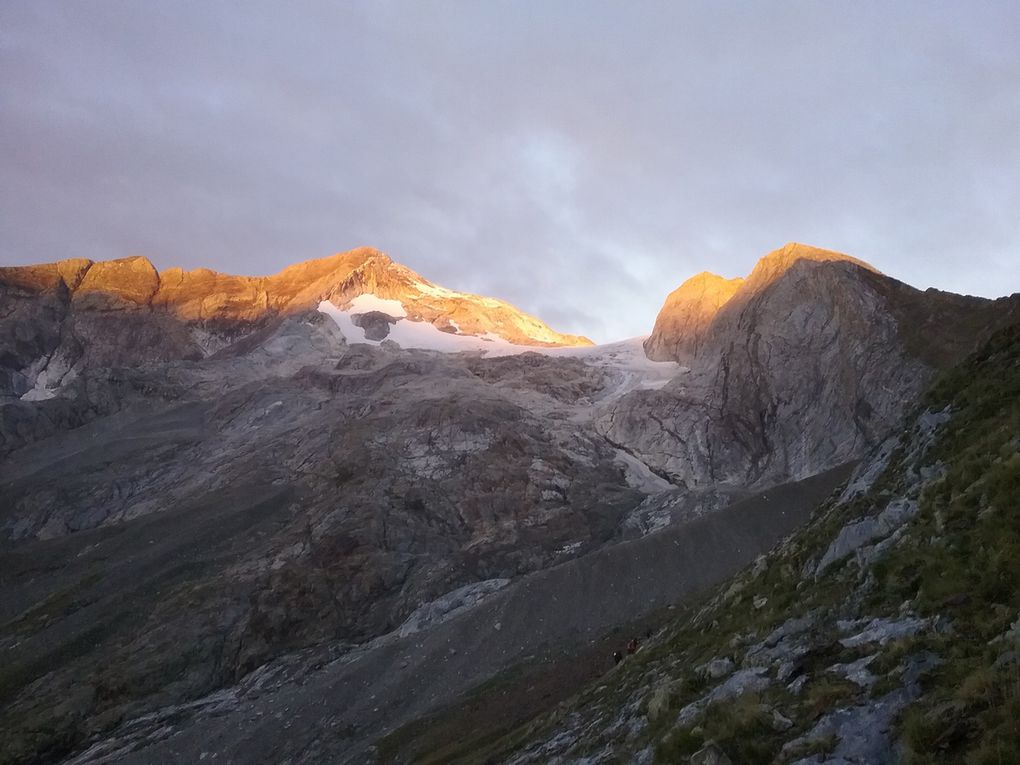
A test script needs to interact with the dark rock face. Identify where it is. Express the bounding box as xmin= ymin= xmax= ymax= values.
xmin=350 ymin=310 xmax=398 ymax=340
